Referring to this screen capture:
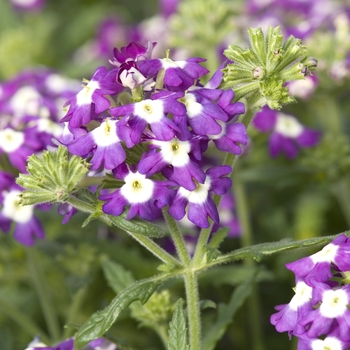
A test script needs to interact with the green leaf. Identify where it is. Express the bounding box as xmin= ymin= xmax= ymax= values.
xmin=107 ymin=213 xmax=164 ymax=238
xmin=210 ymin=234 xmax=344 ymax=266
xmin=100 ymin=256 xmax=135 ymax=294
xmin=199 ymin=300 xmax=217 ymax=310
xmin=167 ymin=299 xmax=189 ymax=350
xmin=202 ymin=279 xmax=253 ymax=350
xmin=208 ymin=227 xmax=230 ymax=249
xmin=74 ymin=275 xmax=167 ymax=350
